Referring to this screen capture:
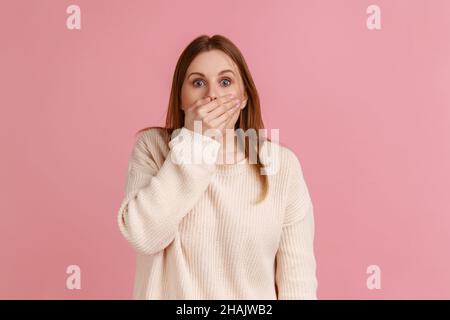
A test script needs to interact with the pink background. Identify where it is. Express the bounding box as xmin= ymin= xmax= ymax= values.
xmin=1 ymin=0 xmax=449 ymax=299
